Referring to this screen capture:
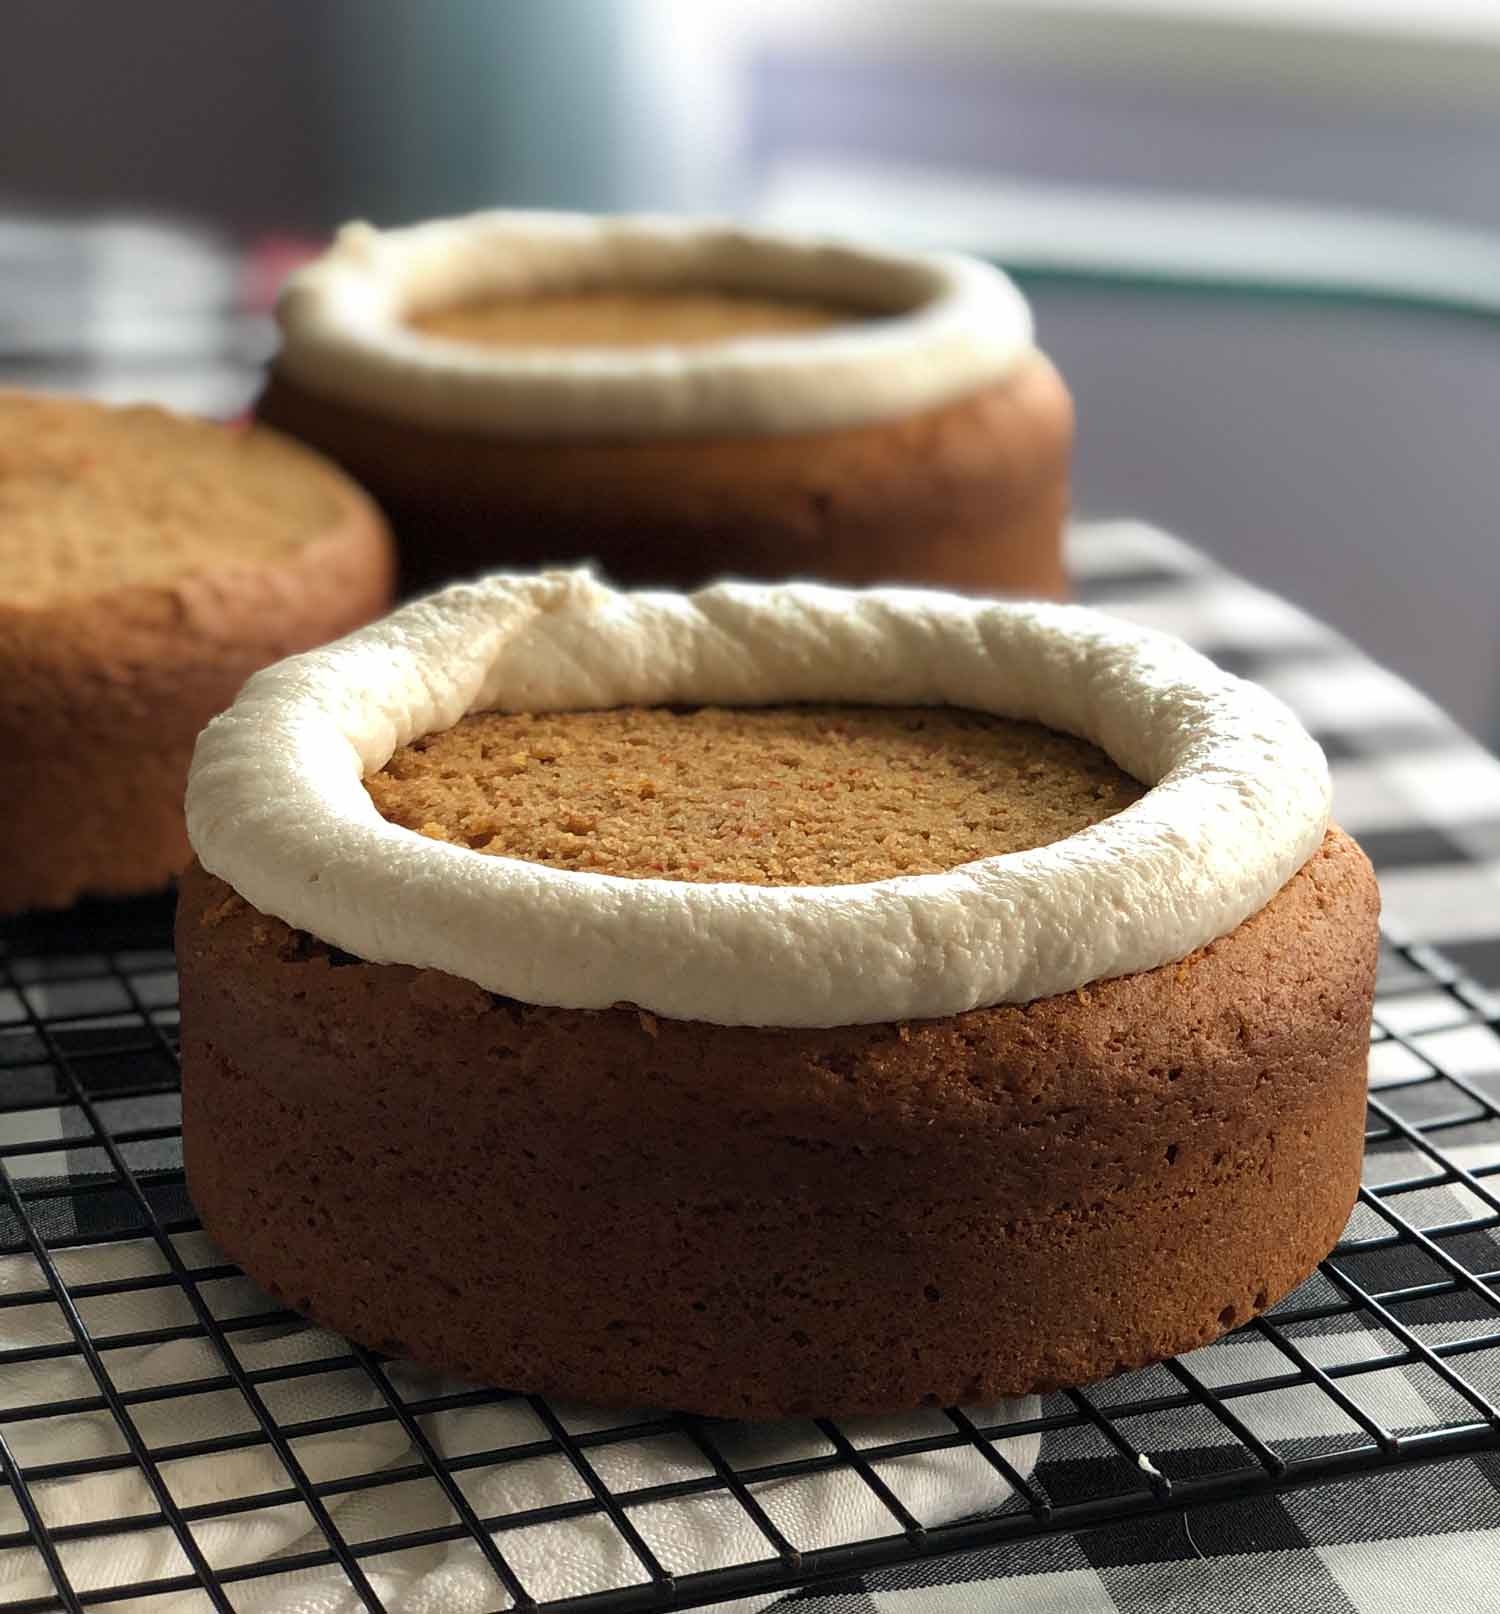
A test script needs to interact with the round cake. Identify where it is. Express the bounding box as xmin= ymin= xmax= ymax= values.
xmin=179 ymin=573 xmax=1378 ymax=1418
xmin=0 ymin=391 xmax=395 ymax=914
xmin=253 ymin=212 xmax=1072 ymax=597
